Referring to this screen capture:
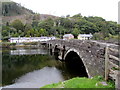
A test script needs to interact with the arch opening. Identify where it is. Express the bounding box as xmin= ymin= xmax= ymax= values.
xmin=64 ymin=51 xmax=88 ymax=78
